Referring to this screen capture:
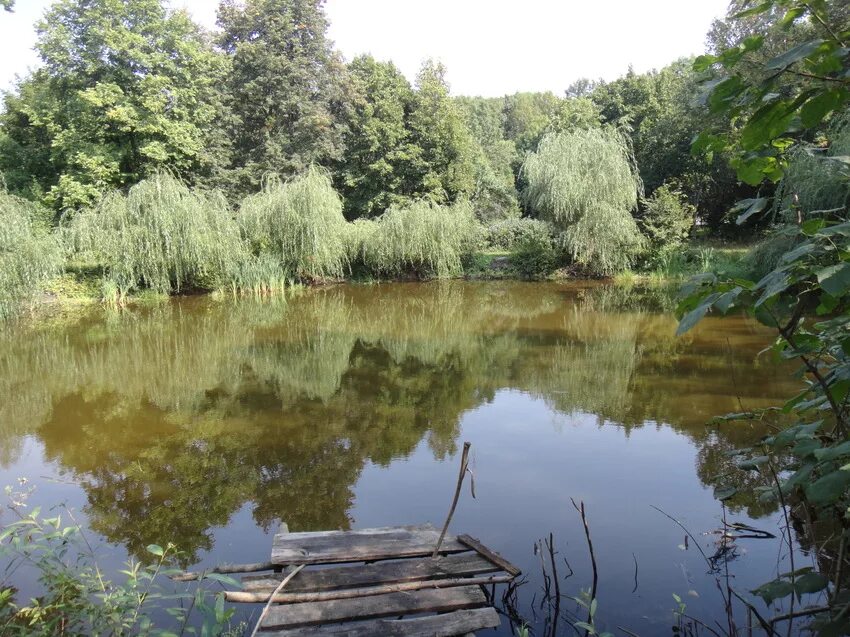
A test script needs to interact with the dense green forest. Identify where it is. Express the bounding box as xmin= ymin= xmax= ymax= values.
xmin=4 ymin=0 xmax=844 ymax=317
